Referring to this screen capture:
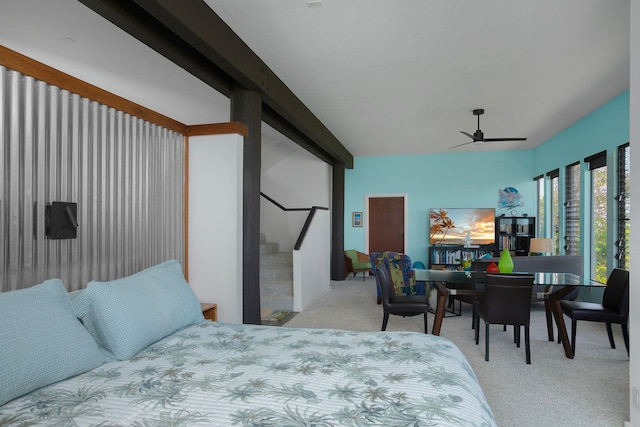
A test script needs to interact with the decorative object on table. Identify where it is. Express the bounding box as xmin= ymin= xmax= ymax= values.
xmin=497 ymin=186 xmax=524 ymax=210
xmin=456 ymin=258 xmax=474 ymax=271
xmin=352 ymin=212 xmax=362 ymax=227
xmin=529 ymin=238 xmax=553 ymax=255
xmin=498 ymin=249 xmax=514 ymax=273
xmin=486 ymin=261 xmax=500 ymax=273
